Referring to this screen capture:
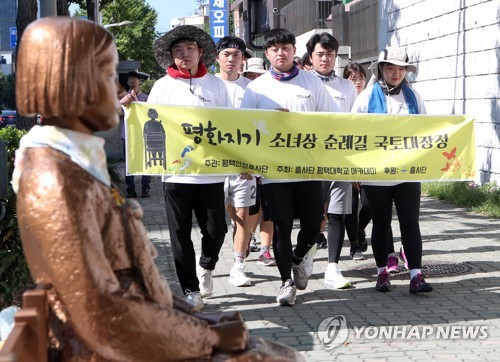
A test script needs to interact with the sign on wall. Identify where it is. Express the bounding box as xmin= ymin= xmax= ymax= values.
xmin=209 ymin=0 xmax=229 ymax=44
